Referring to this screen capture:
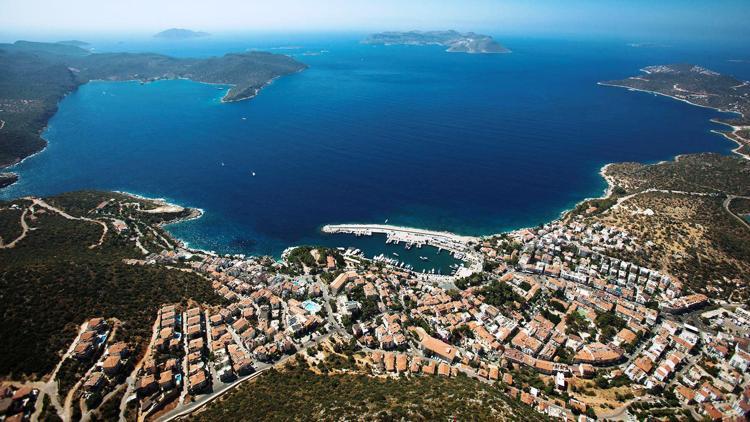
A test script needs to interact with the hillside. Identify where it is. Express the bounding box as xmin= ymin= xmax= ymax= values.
xmin=568 ymin=153 xmax=750 ymax=300
xmin=601 ymin=64 xmax=750 ymax=156
xmin=189 ymin=362 xmax=540 ymax=421
xmin=0 ymin=191 xmax=222 ymax=379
